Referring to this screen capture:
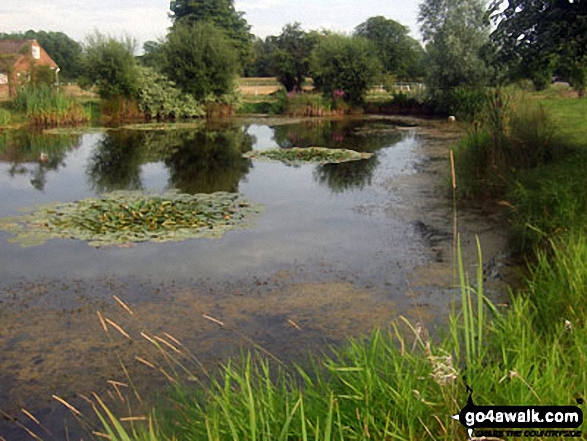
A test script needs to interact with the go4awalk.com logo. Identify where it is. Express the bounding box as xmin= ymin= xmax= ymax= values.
xmin=452 ymin=386 xmax=583 ymax=438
